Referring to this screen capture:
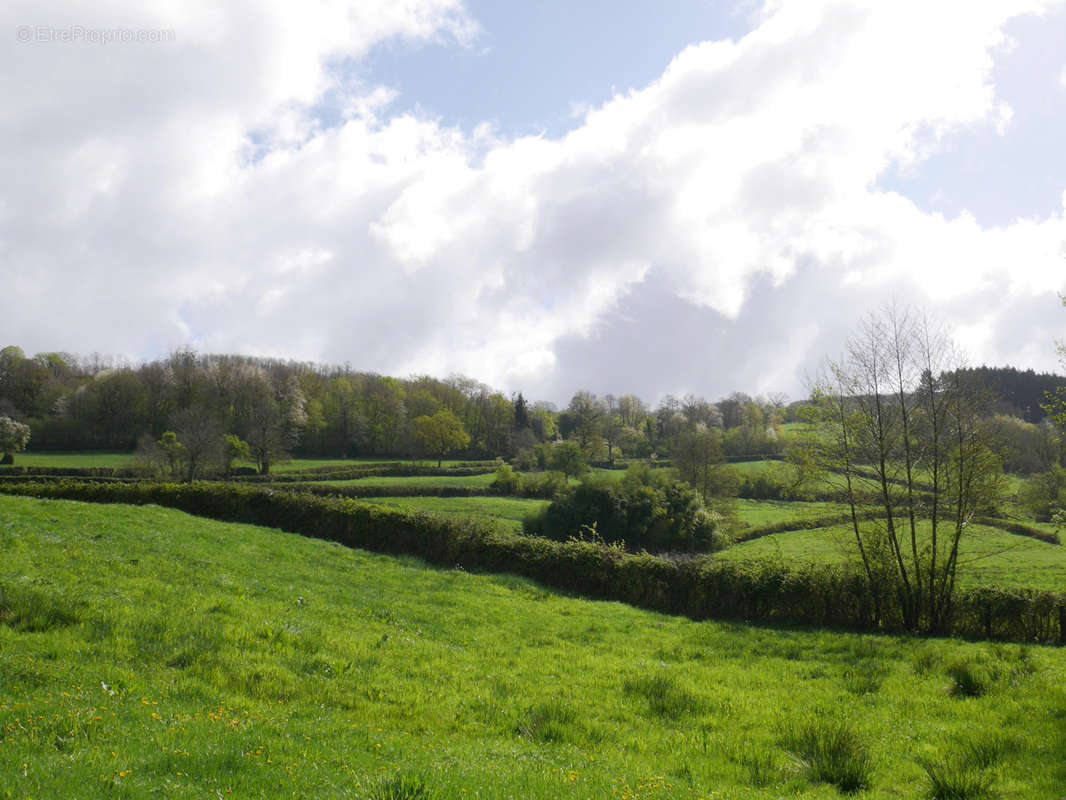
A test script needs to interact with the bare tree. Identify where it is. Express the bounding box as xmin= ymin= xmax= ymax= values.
xmin=816 ymin=307 xmax=1000 ymax=634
